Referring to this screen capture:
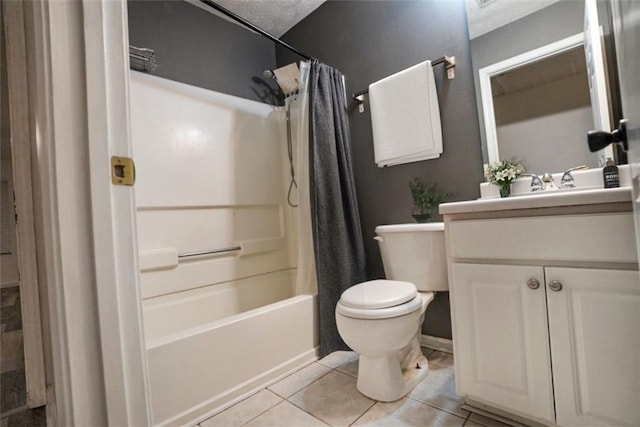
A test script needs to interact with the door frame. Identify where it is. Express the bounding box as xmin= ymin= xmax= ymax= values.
xmin=7 ymin=0 xmax=152 ymax=424
xmin=2 ymin=0 xmax=47 ymax=410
